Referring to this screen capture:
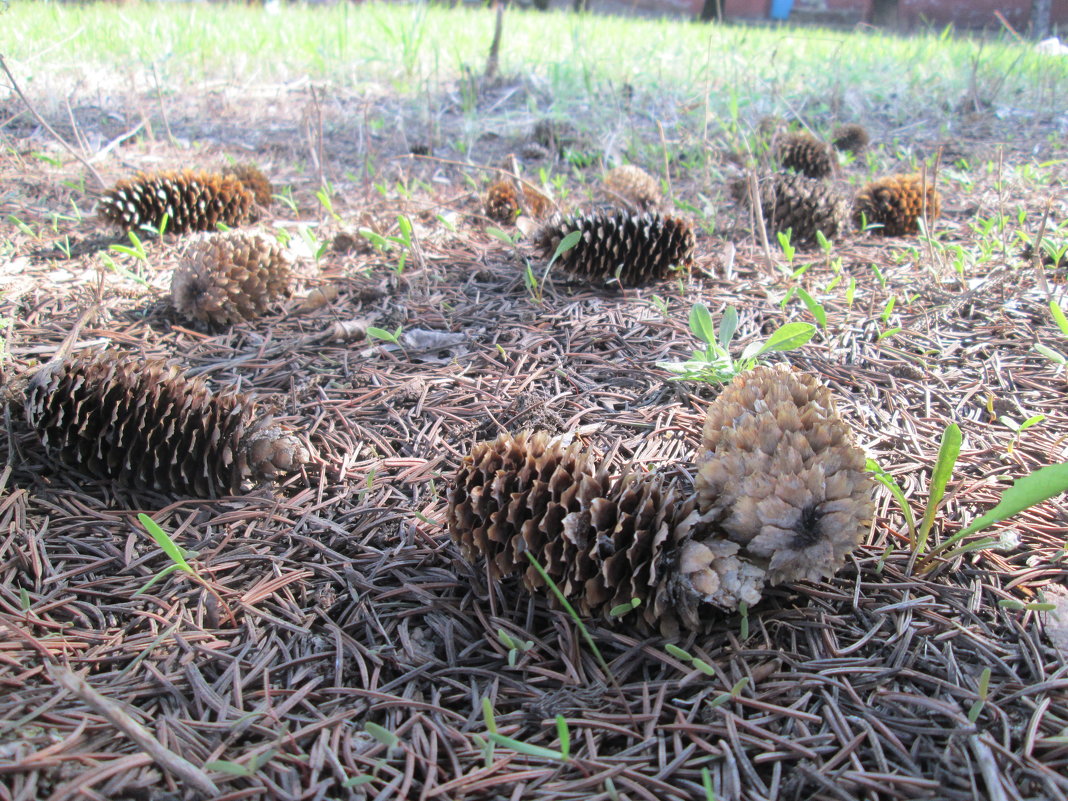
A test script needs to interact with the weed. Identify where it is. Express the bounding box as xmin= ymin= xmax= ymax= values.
xmin=496 ymin=628 xmax=535 ymax=667
xmin=367 ymin=325 xmax=403 ymax=345
xmin=657 ymin=303 xmax=815 ymax=385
